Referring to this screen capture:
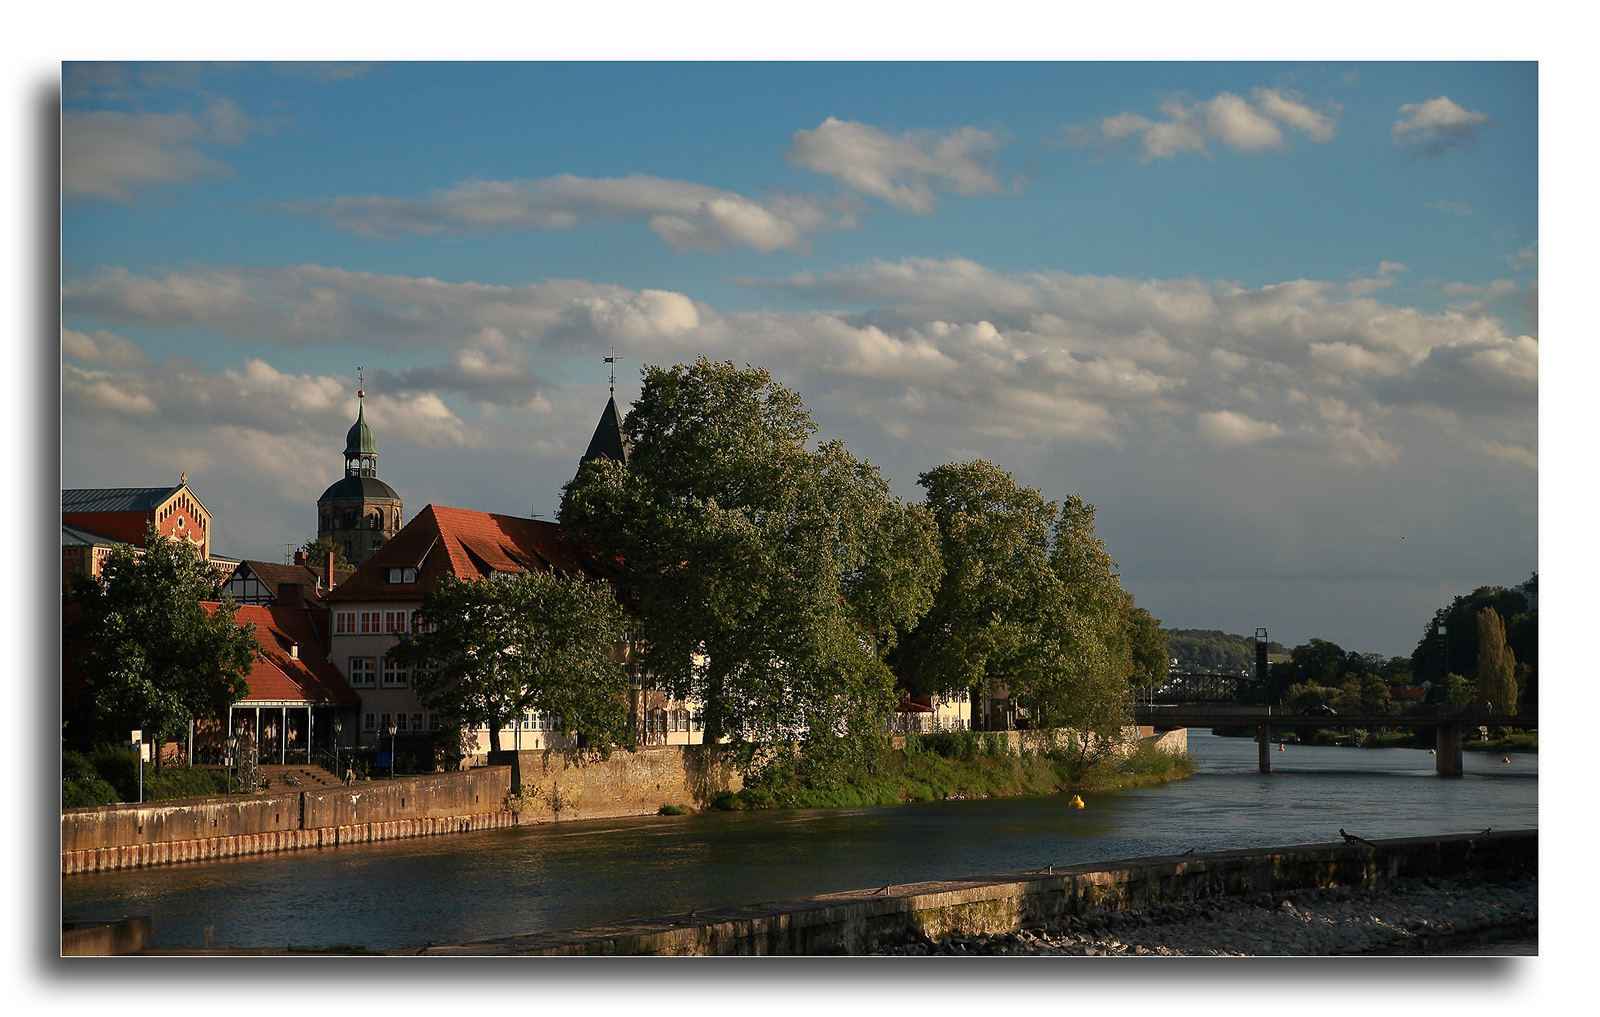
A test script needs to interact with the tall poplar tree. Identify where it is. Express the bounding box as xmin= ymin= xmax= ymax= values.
xmin=1475 ymin=607 xmax=1518 ymax=712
